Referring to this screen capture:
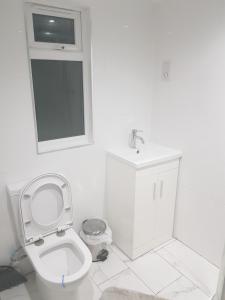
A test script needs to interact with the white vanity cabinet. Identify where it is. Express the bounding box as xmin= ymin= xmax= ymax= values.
xmin=106 ymin=145 xmax=181 ymax=259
